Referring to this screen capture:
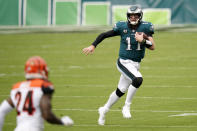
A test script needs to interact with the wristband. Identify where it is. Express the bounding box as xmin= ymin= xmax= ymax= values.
xmin=145 ymin=40 xmax=152 ymax=46
xmin=144 ymin=40 xmax=152 ymax=48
